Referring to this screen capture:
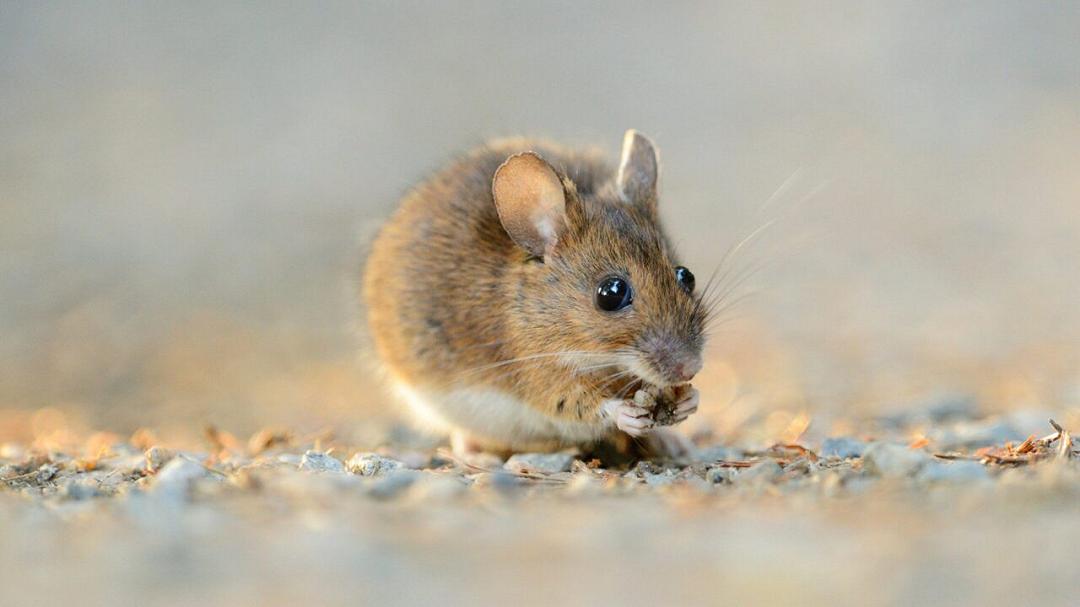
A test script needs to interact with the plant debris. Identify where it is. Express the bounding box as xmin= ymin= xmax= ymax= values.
xmin=934 ymin=419 xmax=1077 ymax=466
